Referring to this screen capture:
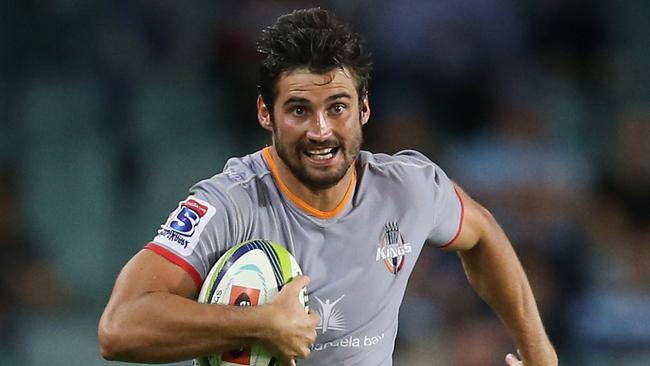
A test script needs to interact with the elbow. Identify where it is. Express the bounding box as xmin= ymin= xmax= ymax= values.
xmin=476 ymin=204 xmax=498 ymax=227
xmin=98 ymin=321 xmax=119 ymax=360
xmin=98 ymin=317 xmax=130 ymax=361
